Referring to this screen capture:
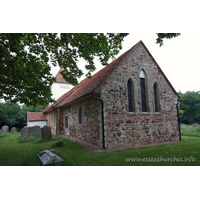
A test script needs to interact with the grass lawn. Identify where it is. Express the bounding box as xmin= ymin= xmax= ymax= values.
xmin=180 ymin=123 xmax=200 ymax=137
xmin=0 ymin=130 xmax=200 ymax=166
